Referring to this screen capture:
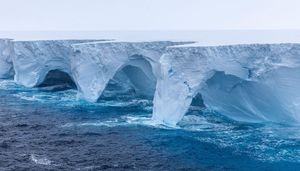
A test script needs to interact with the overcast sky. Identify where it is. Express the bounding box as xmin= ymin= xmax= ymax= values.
xmin=0 ymin=0 xmax=300 ymax=31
